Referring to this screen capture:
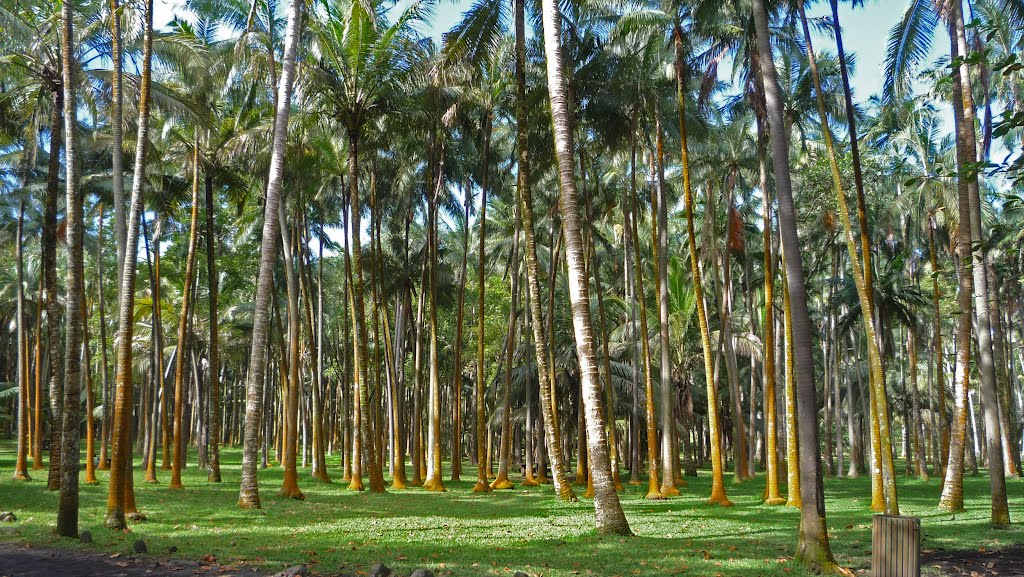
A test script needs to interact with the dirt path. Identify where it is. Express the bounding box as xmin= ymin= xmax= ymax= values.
xmin=0 ymin=542 xmax=270 ymax=577
xmin=923 ymin=545 xmax=1024 ymax=577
